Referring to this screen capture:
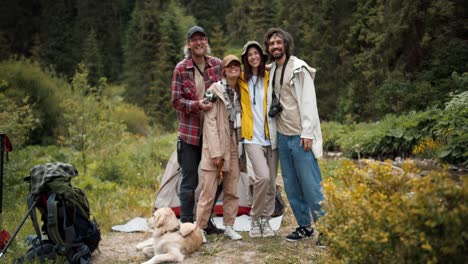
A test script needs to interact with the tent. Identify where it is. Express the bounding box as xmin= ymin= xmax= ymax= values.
xmin=153 ymin=150 xmax=254 ymax=217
